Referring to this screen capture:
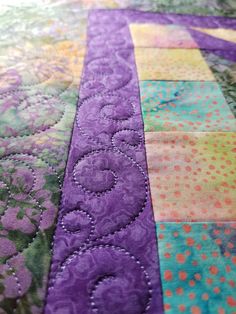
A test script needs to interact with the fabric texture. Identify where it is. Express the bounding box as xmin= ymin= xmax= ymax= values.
xmin=129 ymin=9 xmax=236 ymax=314
xmin=45 ymin=9 xmax=163 ymax=314
xmin=134 ymin=48 xmax=215 ymax=81
xmin=156 ymin=222 xmax=236 ymax=314
xmin=0 ymin=1 xmax=236 ymax=314
xmin=145 ymin=132 xmax=236 ymax=221
xmin=140 ymin=81 xmax=236 ymax=132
